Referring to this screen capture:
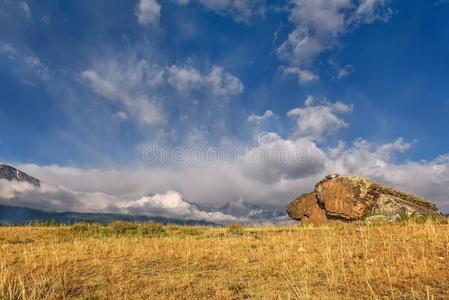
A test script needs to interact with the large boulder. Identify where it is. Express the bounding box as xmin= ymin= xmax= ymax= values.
xmin=286 ymin=174 xmax=442 ymax=223
xmin=286 ymin=192 xmax=327 ymax=224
